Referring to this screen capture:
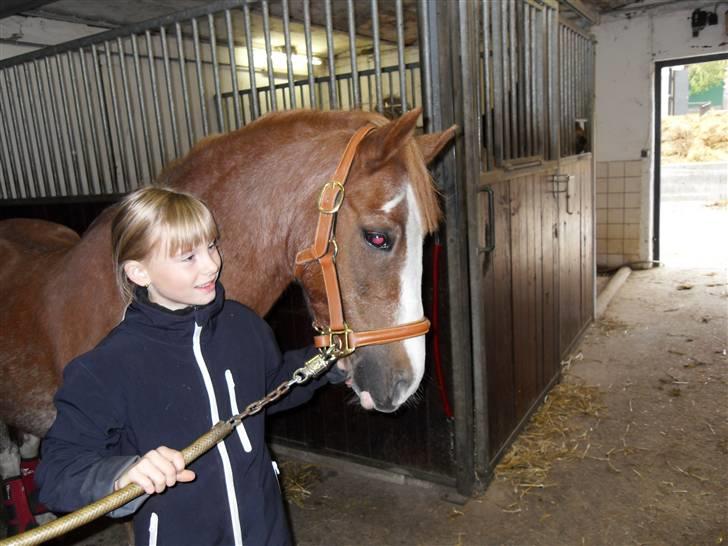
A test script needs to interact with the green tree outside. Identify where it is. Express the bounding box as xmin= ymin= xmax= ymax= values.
xmin=688 ymin=60 xmax=727 ymax=95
